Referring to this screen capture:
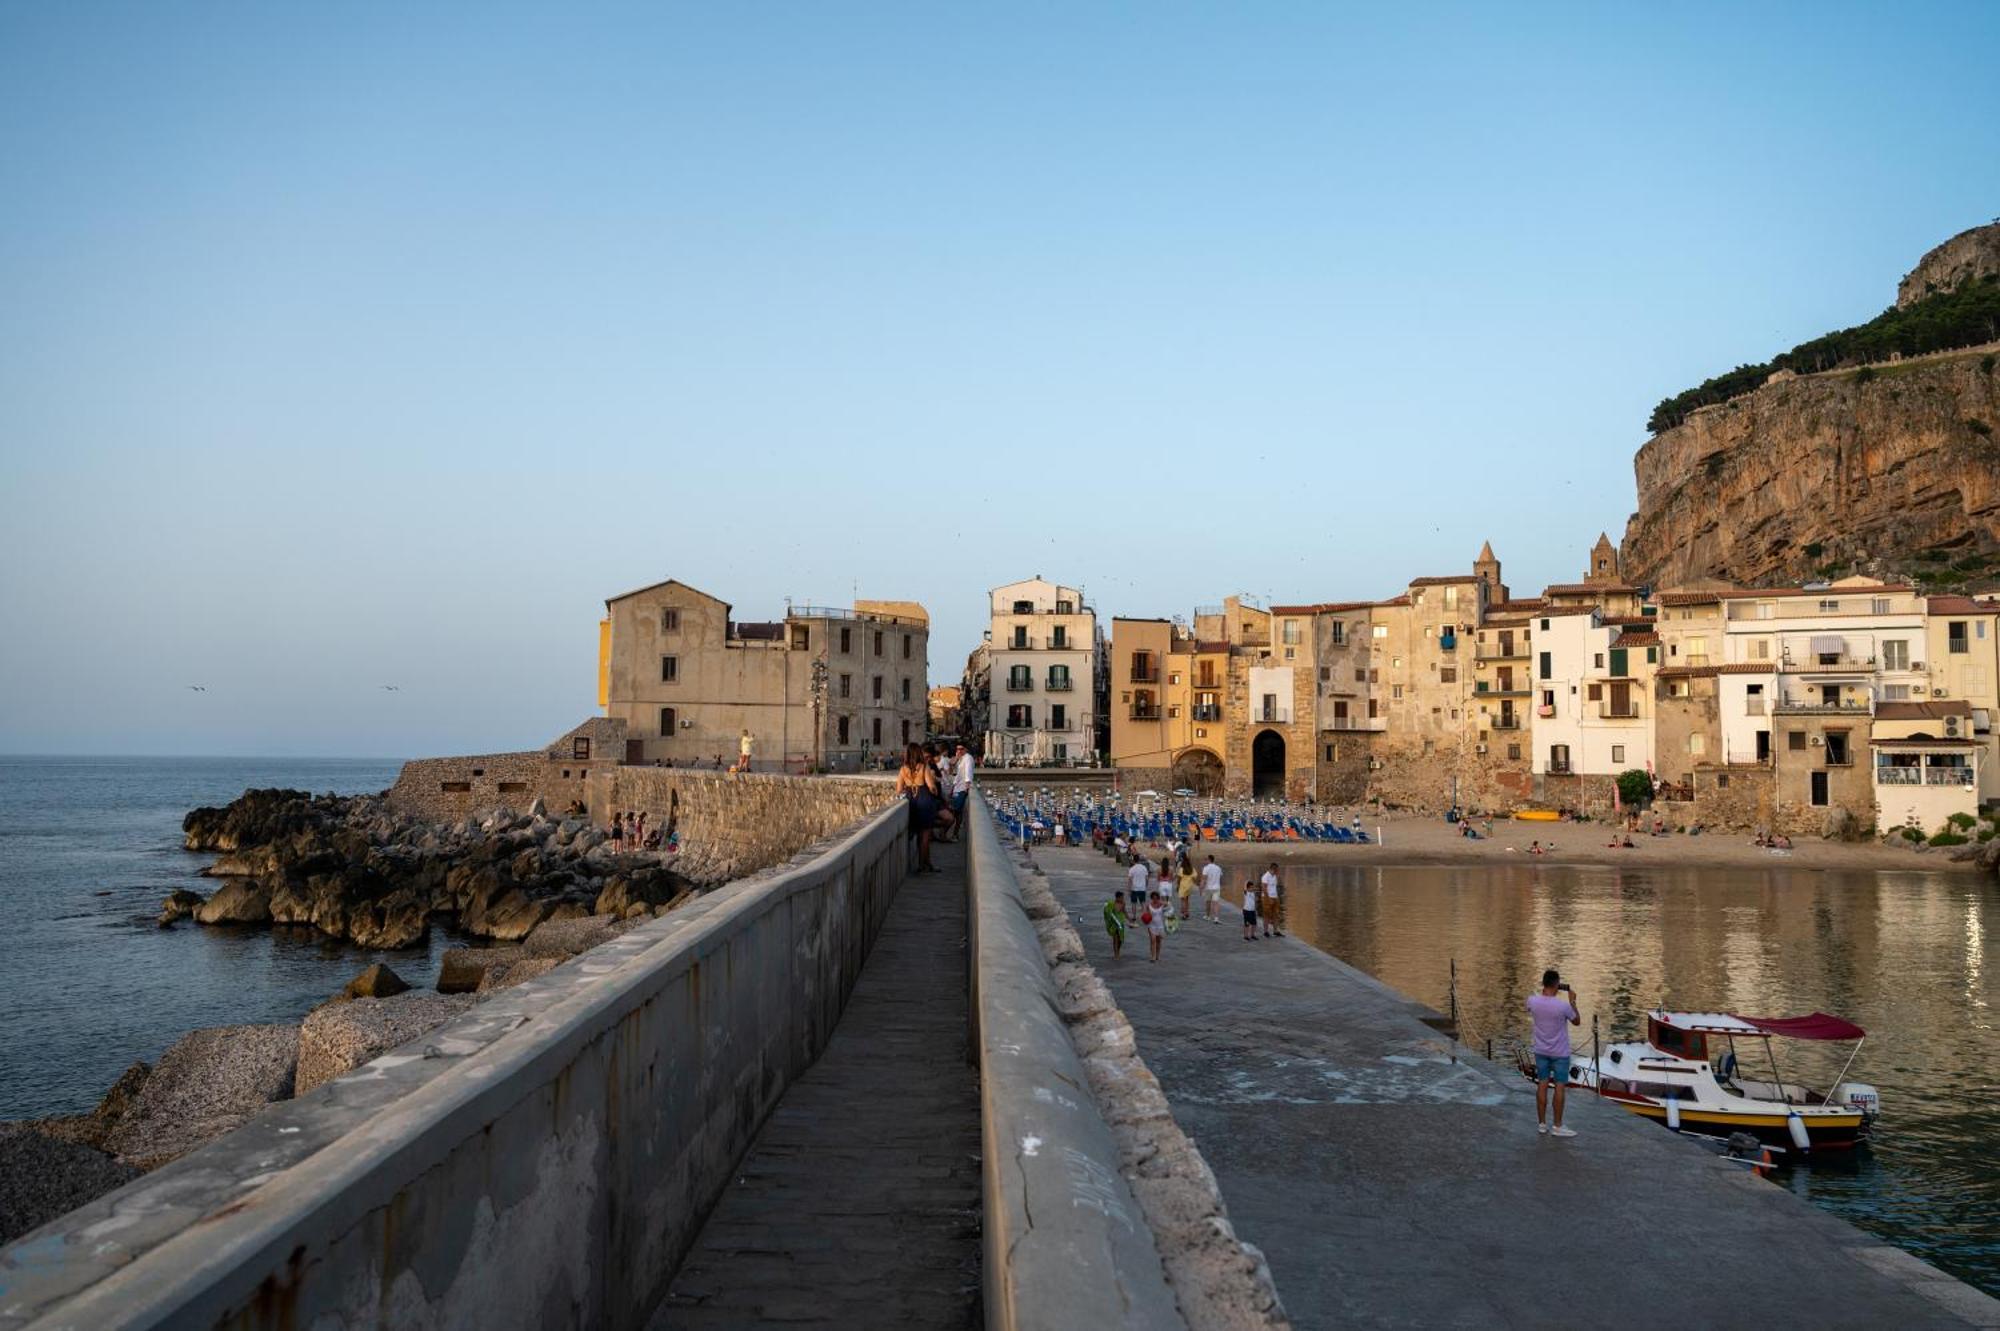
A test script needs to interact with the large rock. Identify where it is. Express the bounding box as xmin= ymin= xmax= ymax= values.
xmin=344 ymin=887 xmax=430 ymax=949
xmin=341 ymin=962 xmax=411 ymax=1000
xmin=296 ymin=993 xmax=477 ymax=1095
xmin=522 ymin=914 xmax=621 ymax=960
xmin=158 ymin=889 xmax=205 ymax=926
xmin=476 ymin=956 xmax=564 ymax=995
xmin=0 ymin=1126 xmax=143 ymax=1245
xmin=1898 ymin=221 xmax=2000 ymax=307
xmin=436 ymin=946 xmax=521 ymax=994
xmin=194 ymin=879 xmax=273 ymax=925
xmin=101 ymin=1025 xmax=298 ymax=1169
xmin=29 ymin=1060 xmax=152 ymax=1152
